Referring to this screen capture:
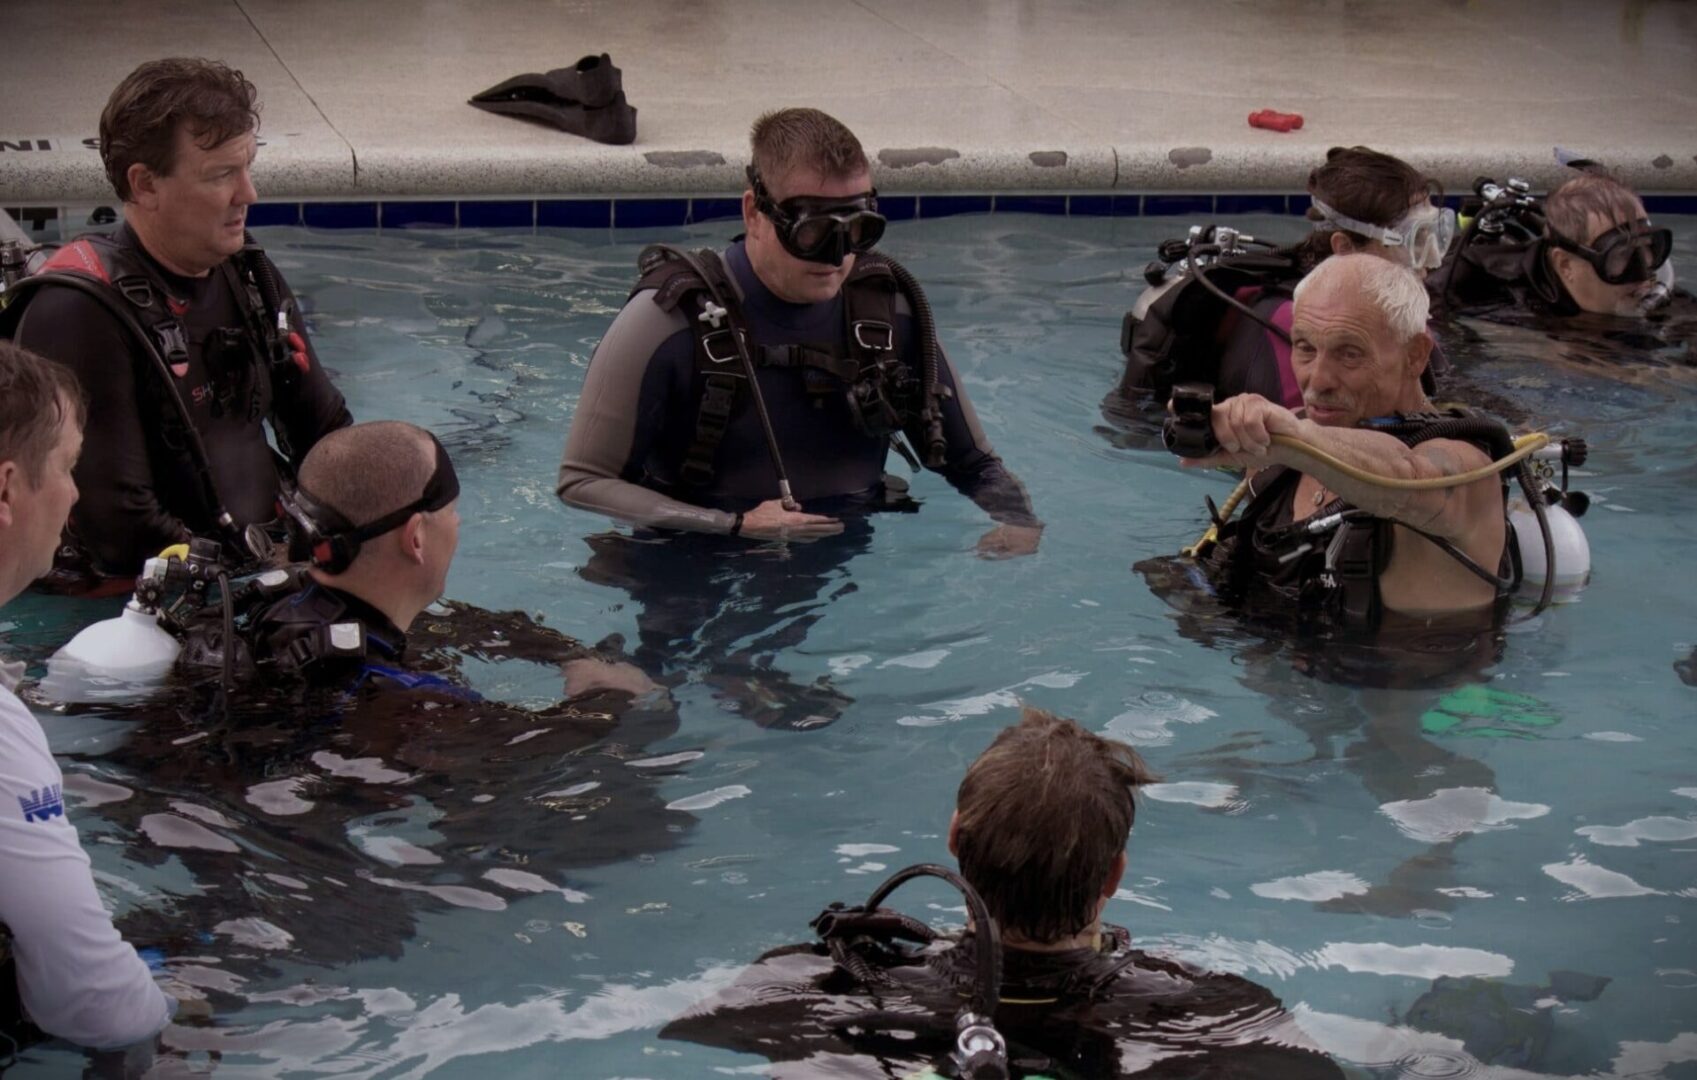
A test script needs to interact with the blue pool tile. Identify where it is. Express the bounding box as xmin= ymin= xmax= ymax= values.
xmin=994 ymin=195 xmax=1067 ymax=216
xmin=1643 ymin=195 xmax=1697 ymax=215
xmin=247 ymin=202 xmax=301 ymax=227
xmin=1069 ymin=195 xmax=1114 ymax=216
xmin=1215 ymin=194 xmax=1288 ymax=216
xmin=303 ymin=202 xmax=378 ymax=229
xmin=879 ymin=195 xmax=917 ymax=222
xmin=690 ymin=197 xmax=744 ymax=224
xmin=614 ymin=199 xmax=690 ymax=228
xmin=381 ymin=201 xmax=456 ymax=229
xmin=1143 ymin=195 xmax=1214 ymax=217
xmin=458 ymin=201 xmax=535 ymax=229
xmin=919 ymin=195 xmax=992 ymax=219
xmin=537 ymin=199 xmax=611 ymax=228
xmin=1111 ymin=195 xmax=1143 ymax=216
